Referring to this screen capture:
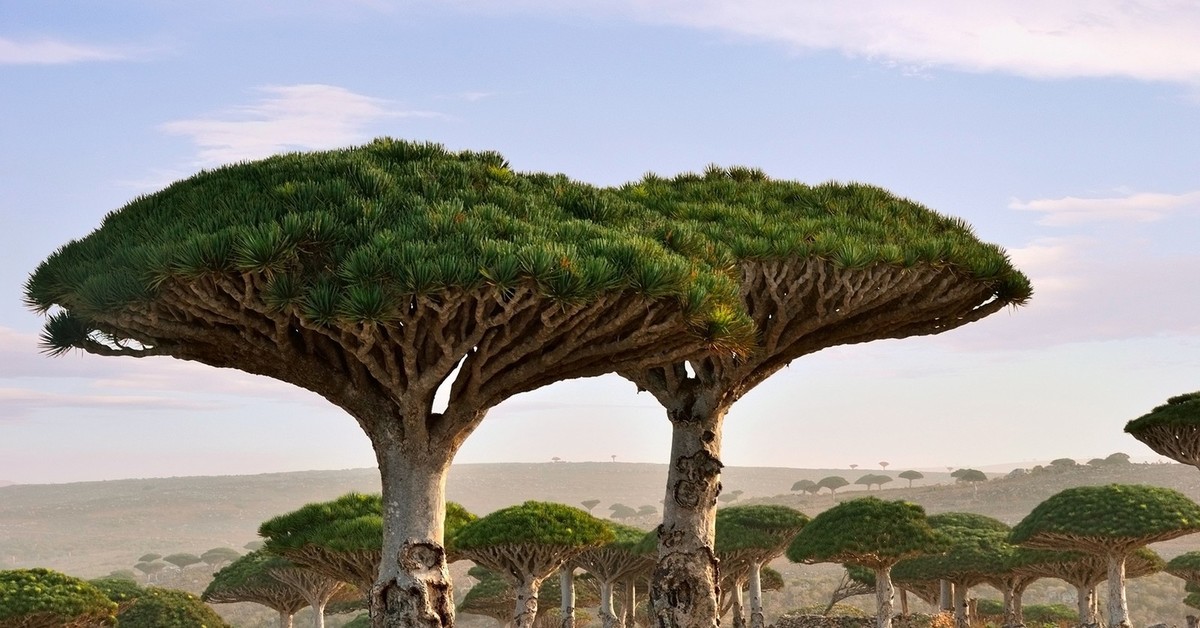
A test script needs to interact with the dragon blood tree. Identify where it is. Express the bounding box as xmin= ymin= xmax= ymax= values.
xmin=612 ymin=171 xmax=1031 ymax=628
xmin=1010 ymin=484 xmax=1200 ymax=628
xmin=458 ymin=565 xmax=600 ymax=627
xmin=787 ymin=498 xmax=945 ymax=628
xmin=203 ymin=550 xmax=315 ymax=628
xmin=715 ymin=505 xmax=808 ymax=628
xmin=1125 ymin=392 xmax=1200 ymax=468
xmin=0 ymin=568 xmax=118 ymax=628
xmin=259 ymin=493 xmax=477 ymax=595
xmin=573 ymin=523 xmax=655 ymax=628
xmin=453 ymin=502 xmax=613 ymax=628
xmin=839 ymin=564 xmax=941 ymax=616
xmin=25 ymin=140 xmax=752 ymax=628
xmin=1011 ymin=547 xmax=1163 ymax=628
